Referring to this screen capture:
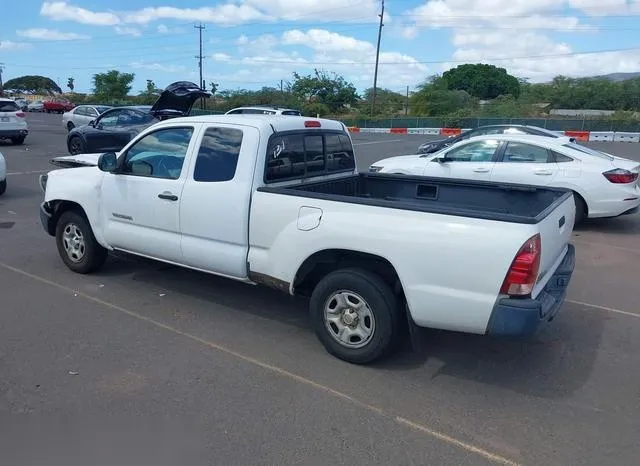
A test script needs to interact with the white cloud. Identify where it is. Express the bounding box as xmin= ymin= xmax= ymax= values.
xmin=121 ymin=5 xmax=270 ymax=26
xmin=443 ymin=29 xmax=640 ymax=82
xmin=220 ymin=29 xmax=427 ymax=90
xmin=212 ymin=53 xmax=232 ymax=61
xmin=0 ymin=41 xmax=31 ymax=51
xmin=40 ymin=1 xmax=120 ymax=25
xmin=130 ymin=61 xmax=186 ymax=73
xmin=400 ymin=26 xmax=419 ymax=40
xmin=115 ymin=26 xmax=142 ymax=37
xmin=16 ymin=28 xmax=89 ymax=41
xmin=157 ymin=24 xmax=184 ymax=34
xmin=39 ymin=1 xmax=385 ymax=28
